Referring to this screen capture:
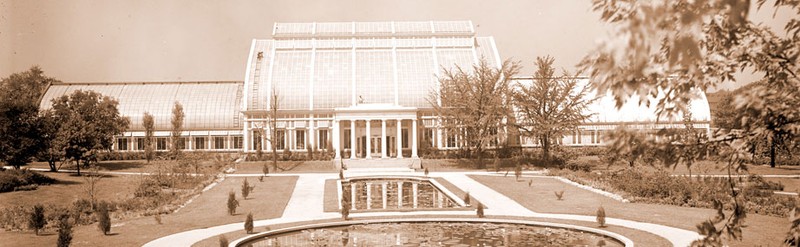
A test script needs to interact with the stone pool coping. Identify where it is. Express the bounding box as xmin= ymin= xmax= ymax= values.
xmin=228 ymin=217 xmax=635 ymax=247
xmin=336 ymin=175 xmax=469 ymax=210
